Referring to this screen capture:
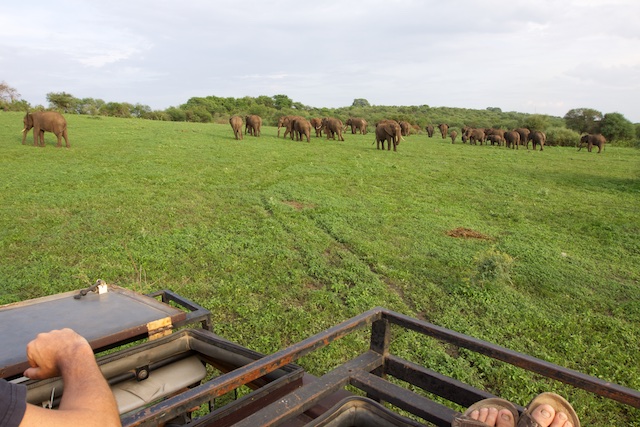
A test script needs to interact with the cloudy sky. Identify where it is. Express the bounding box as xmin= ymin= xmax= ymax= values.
xmin=2 ymin=0 xmax=639 ymax=121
